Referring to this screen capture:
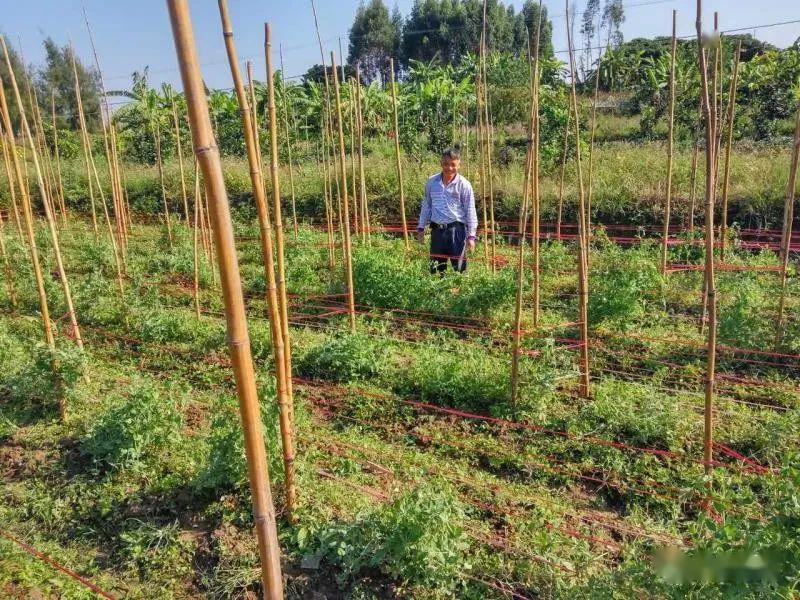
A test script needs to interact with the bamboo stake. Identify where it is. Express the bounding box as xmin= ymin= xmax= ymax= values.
xmin=696 ymin=0 xmax=718 ymax=474
xmin=265 ymin=23 xmax=298 ymax=497
xmin=565 ymin=2 xmax=591 ymax=399
xmin=279 ymin=45 xmax=299 ymax=240
xmin=0 ymin=203 xmax=17 ymax=308
xmin=217 ymin=0 xmax=297 ymax=520
xmin=3 ymin=39 xmax=84 ymax=361
xmin=777 ymin=108 xmax=800 ymax=329
xmin=331 ymin=51 xmax=357 ymax=330
xmin=356 ymin=65 xmax=369 ymax=243
xmin=479 ymin=0 xmax=490 ymax=262
xmin=172 ymin=92 xmax=191 ymax=223
xmin=660 ymin=11 xmax=678 ymax=276
xmin=109 ymin=124 xmax=129 ymax=255
xmin=0 ymin=47 xmax=54 ymax=349
xmin=719 ymin=41 xmax=741 ymax=261
xmin=71 ymin=47 xmax=125 ymax=300
xmin=388 ymin=58 xmax=409 ymax=250
xmin=556 ymin=113 xmax=569 ymax=241
xmin=154 ymin=124 xmax=174 ymax=246
xmin=530 ymin=1 xmax=543 ymax=326
xmin=51 ymin=92 xmax=68 ymax=227
xmin=167 ymin=3 xmax=284 ymax=596
xmin=246 ymin=62 xmax=264 ymax=185
xmin=193 ymin=162 xmax=201 ymax=319
xmin=0 ymin=122 xmax=24 ymax=238
xmin=349 ymin=81 xmax=359 ymax=237
xmin=69 ymin=43 xmax=99 ymax=237
xmin=320 ymin=111 xmax=336 ymax=269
